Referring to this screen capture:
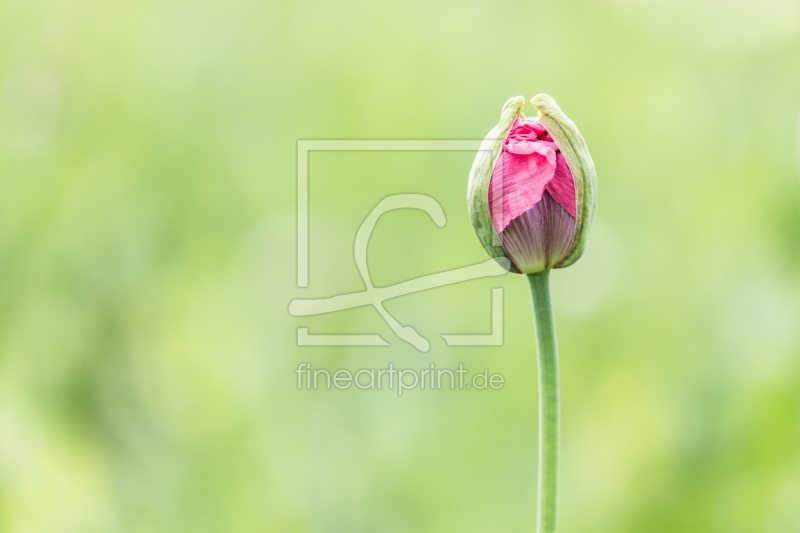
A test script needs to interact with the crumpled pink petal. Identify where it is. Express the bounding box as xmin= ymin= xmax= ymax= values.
xmin=489 ymin=141 xmax=556 ymax=233
xmin=488 ymin=117 xmax=576 ymax=233
xmin=546 ymin=152 xmax=576 ymax=219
